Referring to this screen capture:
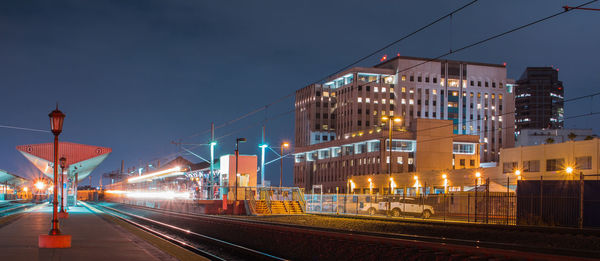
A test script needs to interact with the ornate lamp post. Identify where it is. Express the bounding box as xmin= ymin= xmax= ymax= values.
xmin=59 ymin=157 xmax=68 ymax=218
xmin=39 ymin=105 xmax=71 ymax=248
